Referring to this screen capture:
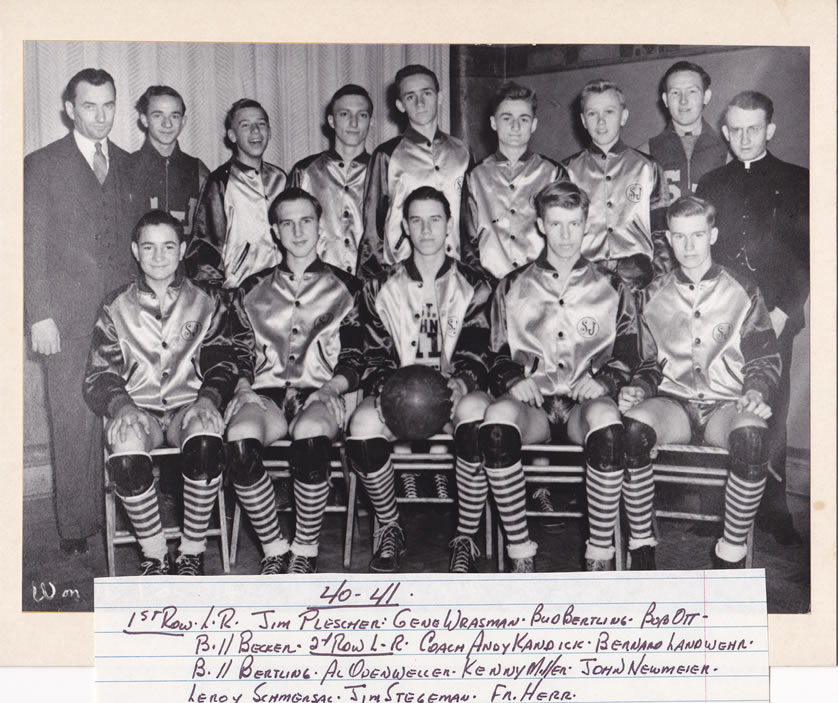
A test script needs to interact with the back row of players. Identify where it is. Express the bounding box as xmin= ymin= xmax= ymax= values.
xmin=27 ymin=60 xmax=809 ymax=575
